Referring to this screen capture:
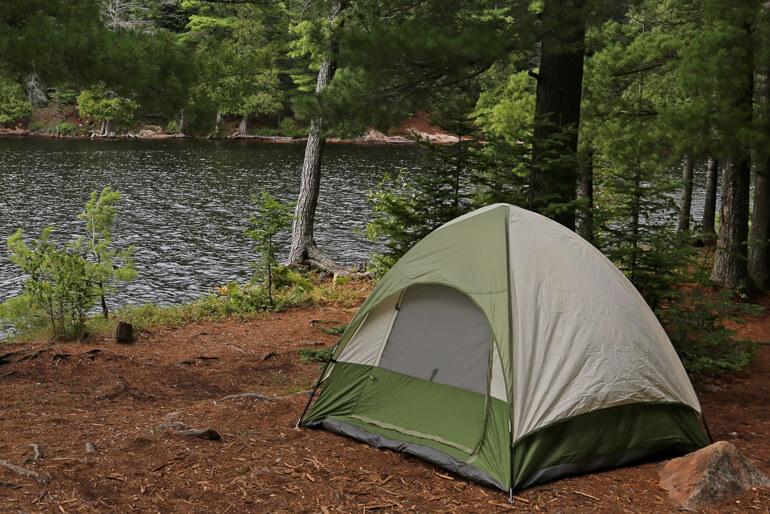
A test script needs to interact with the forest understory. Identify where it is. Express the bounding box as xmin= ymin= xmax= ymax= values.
xmin=1 ymin=296 xmax=769 ymax=514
